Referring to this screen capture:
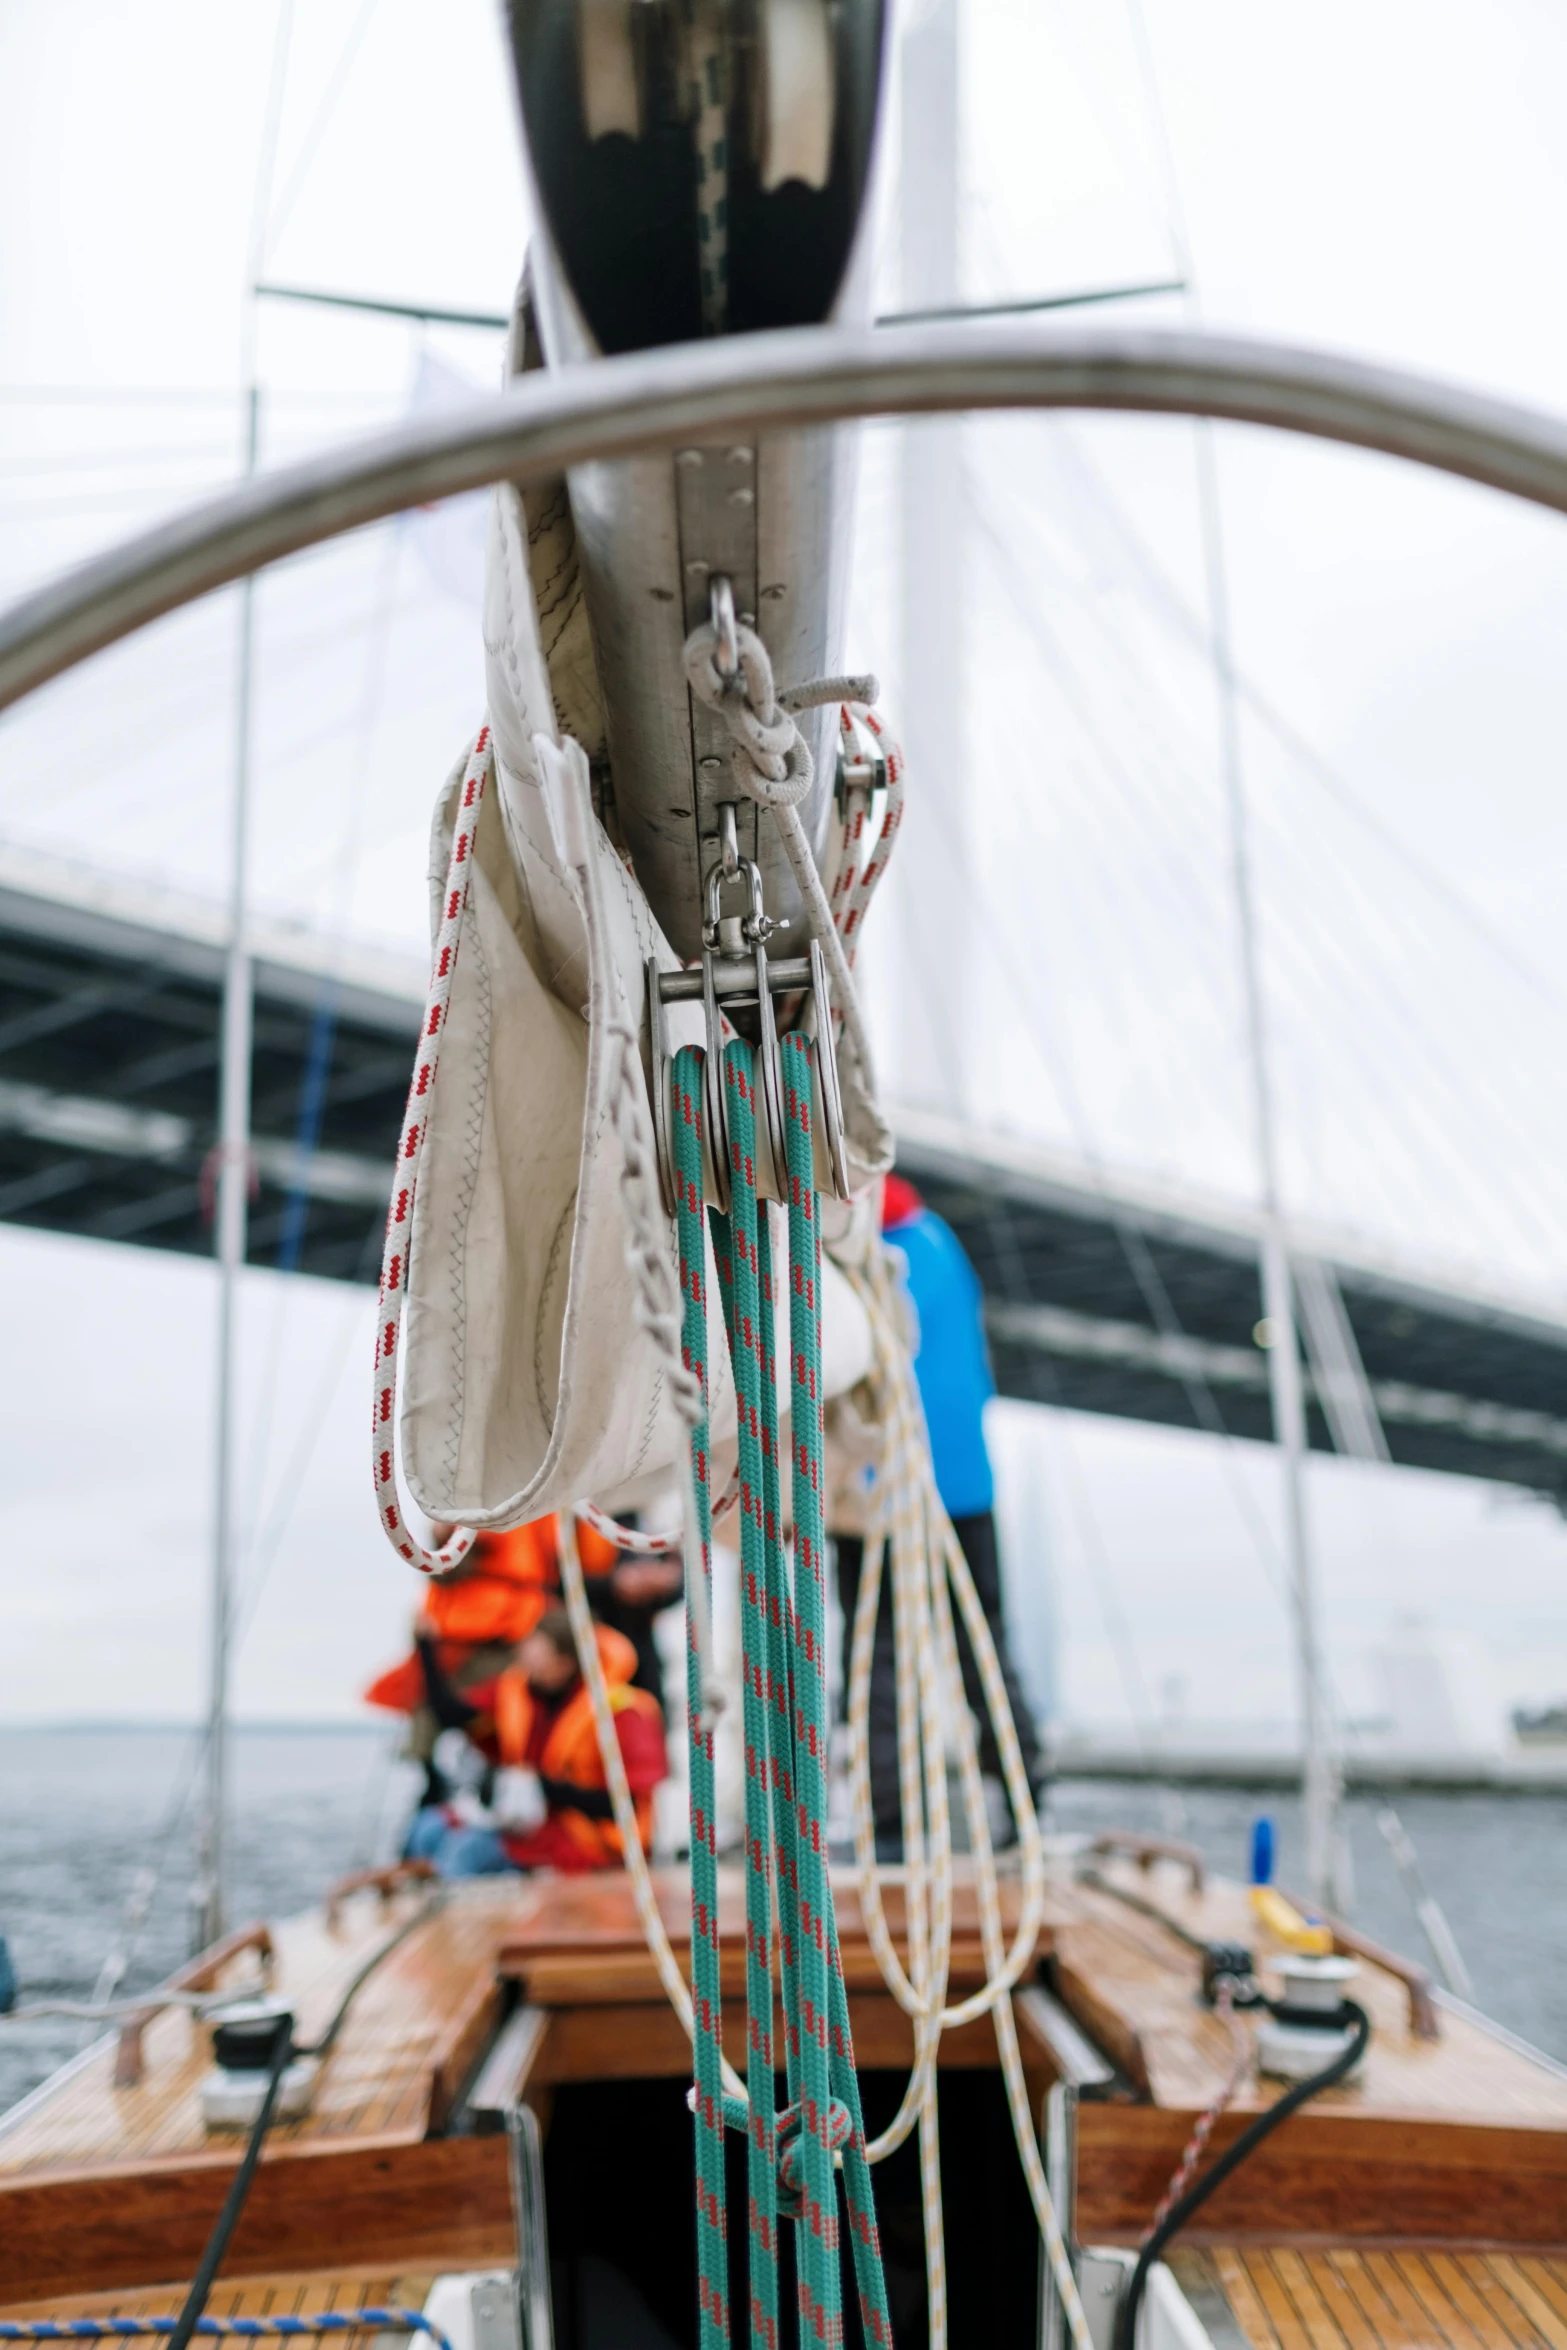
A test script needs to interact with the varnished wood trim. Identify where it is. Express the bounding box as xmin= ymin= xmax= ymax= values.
xmin=1277 ymin=1896 xmax=1440 ymax=2044
xmin=1089 ymin=1833 xmax=1205 ymax=1892
xmin=424 ymin=1973 xmax=505 ymax=2135
xmin=527 ymin=1991 xmax=1010 ymax=2084
xmin=1052 ymin=1960 xmax=1152 ymax=2095
xmin=0 ymin=2135 xmax=513 ymax=2305
xmin=506 ymin=1937 xmax=1008 ymax=2007
xmin=115 ymin=1923 xmax=275 ymax=2088
xmin=1077 ymin=2107 xmax=1567 ymax=2251
xmin=323 ymin=1862 xmax=436 ymax=1934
